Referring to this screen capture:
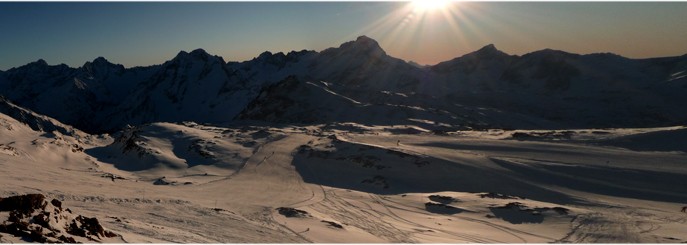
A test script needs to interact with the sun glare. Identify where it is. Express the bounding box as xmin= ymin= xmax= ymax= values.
xmin=412 ymin=0 xmax=452 ymax=13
